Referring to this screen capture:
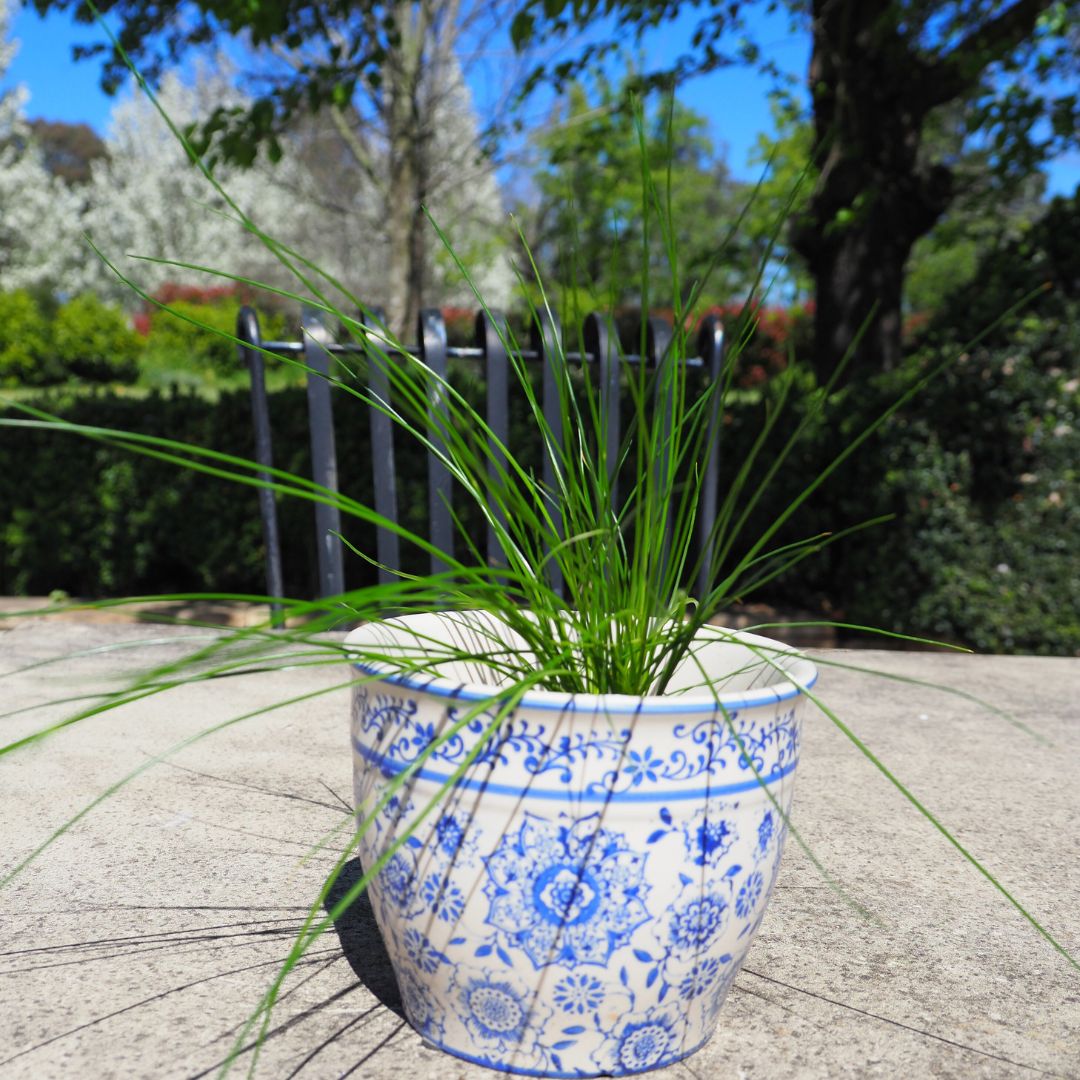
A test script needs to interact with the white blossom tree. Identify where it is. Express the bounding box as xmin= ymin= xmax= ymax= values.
xmin=76 ymin=54 xmax=514 ymax=324
xmin=0 ymin=0 xmax=83 ymax=293
xmin=73 ymin=64 xmax=322 ymax=305
xmin=253 ymin=7 xmax=517 ymax=334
